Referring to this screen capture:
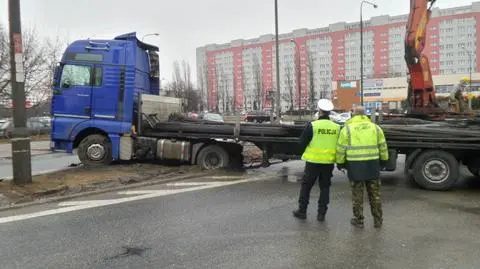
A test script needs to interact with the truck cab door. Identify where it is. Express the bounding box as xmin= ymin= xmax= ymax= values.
xmin=91 ymin=65 xmax=120 ymax=121
xmin=52 ymin=64 xmax=93 ymax=118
